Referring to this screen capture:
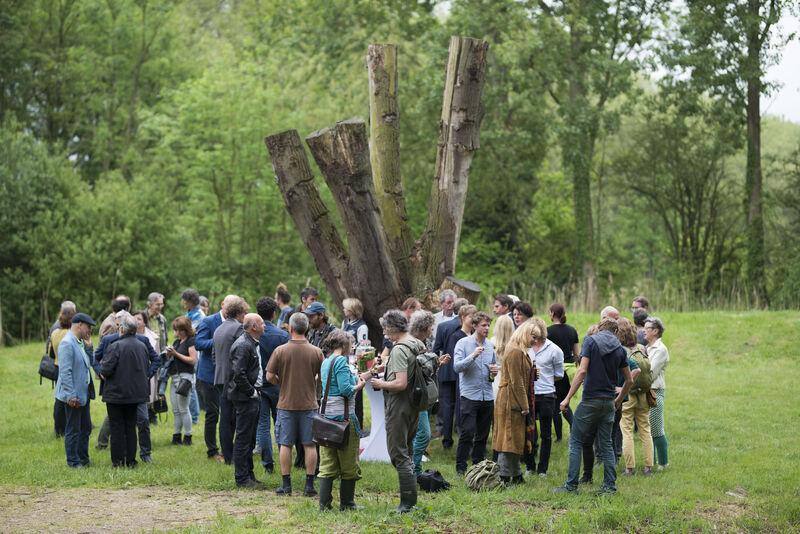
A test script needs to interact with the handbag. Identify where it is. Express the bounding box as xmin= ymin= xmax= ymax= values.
xmin=151 ymin=394 xmax=168 ymax=413
xmin=312 ymin=356 xmax=350 ymax=450
xmin=175 ymin=377 xmax=192 ymax=396
xmin=646 ymin=389 xmax=657 ymax=407
xmin=39 ymin=354 xmax=59 ymax=384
